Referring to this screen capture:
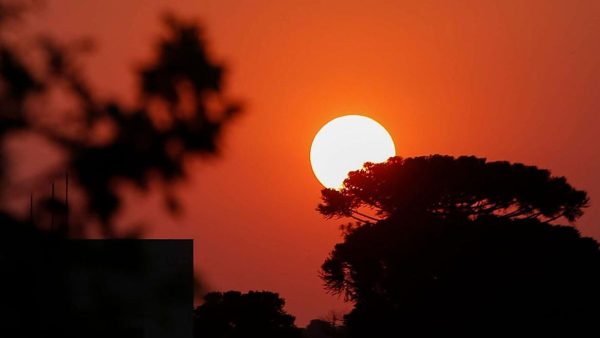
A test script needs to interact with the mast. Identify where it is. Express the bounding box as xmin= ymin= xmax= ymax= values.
xmin=65 ymin=172 xmax=69 ymax=229
xmin=51 ymin=181 xmax=55 ymax=231
xmin=30 ymin=193 xmax=34 ymax=225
